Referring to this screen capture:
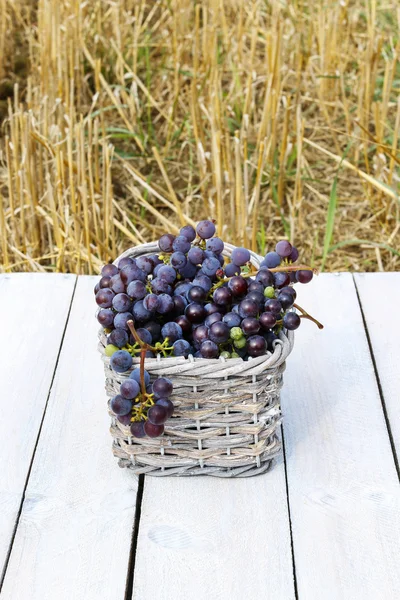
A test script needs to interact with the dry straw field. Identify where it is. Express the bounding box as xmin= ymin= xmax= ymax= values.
xmin=0 ymin=0 xmax=399 ymax=273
